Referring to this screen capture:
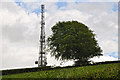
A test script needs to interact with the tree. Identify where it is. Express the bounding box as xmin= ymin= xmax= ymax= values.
xmin=47 ymin=21 xmax=102 ymax=66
